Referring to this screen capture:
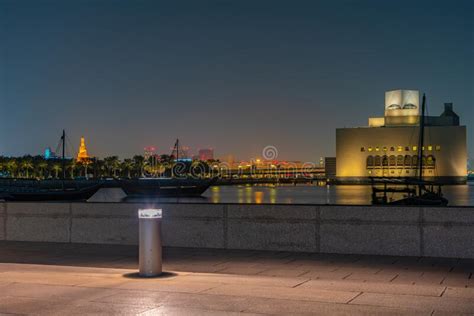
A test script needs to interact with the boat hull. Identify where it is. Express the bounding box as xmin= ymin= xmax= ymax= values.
xmin=0 ymin=184 xmax=102 ymax=202
xmin=120 ymin=178 xmax=216 ymax=197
